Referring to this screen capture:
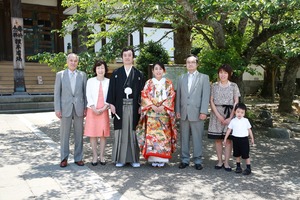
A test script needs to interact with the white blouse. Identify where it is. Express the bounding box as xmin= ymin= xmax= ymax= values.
xmin=86 ymin=77 xmax=110 ymax=108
